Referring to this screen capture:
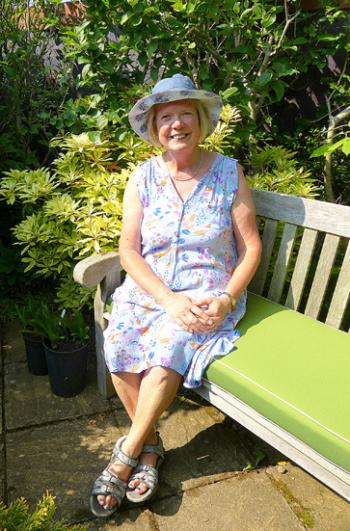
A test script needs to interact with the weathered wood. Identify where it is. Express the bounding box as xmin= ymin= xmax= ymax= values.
xmin=249 ymin=219 xmax=278 ymax=295
xmin=253 ymin=189 xmax=350 ymax=238
xmin=326 ymin=241 xmax=350 ymax=329
xmin=285 ymin=228 xmax=318 ymax=310
xmin=305 ymin=234 xmax=340 ymax=320
xmin=94 ymin=267 xmax=121 ymax=398
xmin=73 ymin=252 xmax=121 ymax=288
xmin=267 ymin=223 xmax=297 ymax=303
